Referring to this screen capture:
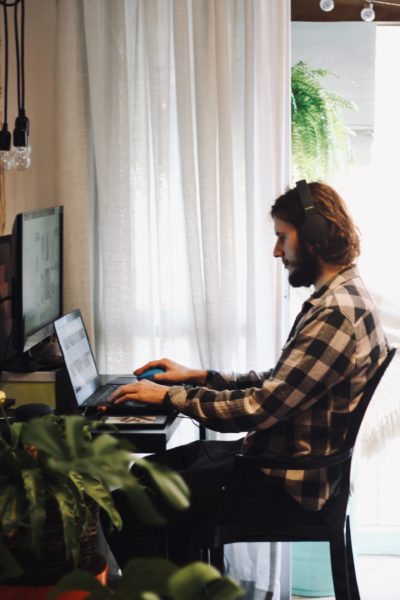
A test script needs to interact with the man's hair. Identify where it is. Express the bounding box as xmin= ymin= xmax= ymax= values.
xmin=270 ymin=182 xmax=360 ymax=265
